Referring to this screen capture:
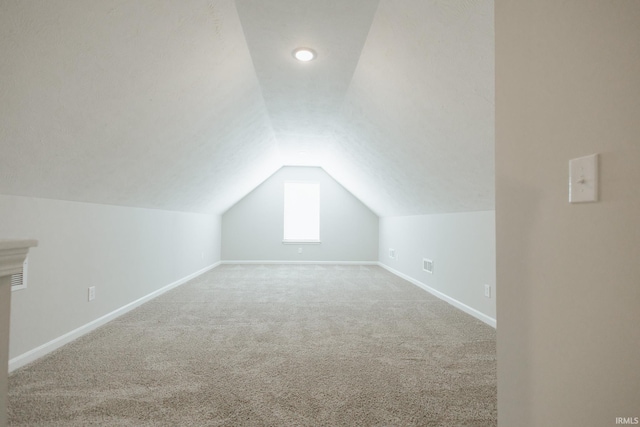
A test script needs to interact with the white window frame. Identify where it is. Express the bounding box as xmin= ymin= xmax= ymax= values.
xmin=282 ymin=181 xmax=321 ymax=244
